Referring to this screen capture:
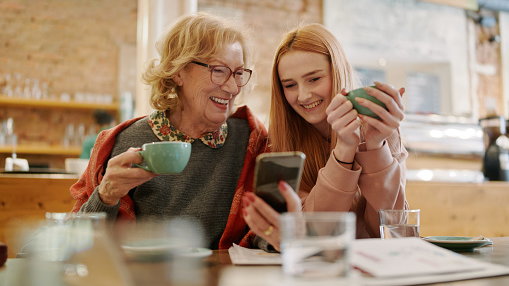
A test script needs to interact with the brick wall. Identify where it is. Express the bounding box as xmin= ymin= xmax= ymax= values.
xmin=0 ymin=0 xmax=136 ymax=96
xmin=199 ymin=0 xmax=322 ymax=124
xmin=0 ymin=0 xmax=136 ymax=167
